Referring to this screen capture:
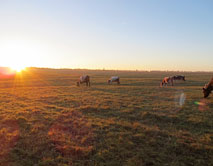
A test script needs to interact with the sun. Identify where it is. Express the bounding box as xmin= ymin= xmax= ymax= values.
xmin=10 ymin=65 xmax=27 ymax=73
xmin=1 ymin=39 xmax=45 ymax=73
